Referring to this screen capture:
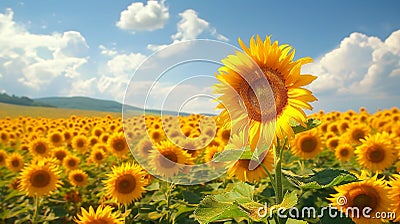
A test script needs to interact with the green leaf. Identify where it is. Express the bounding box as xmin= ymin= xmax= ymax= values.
xmin=194 ymin=182 xmax=263 ymax=224
xmin=286 ymin=218 xmax=308 ymax=224
xmin=290 ymin=118 xmax=321 ymax=134
xmin=212 ymin=149 xmax=253 ymax=162
xmin=283 ymin=168 xmax=358 ymax=190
